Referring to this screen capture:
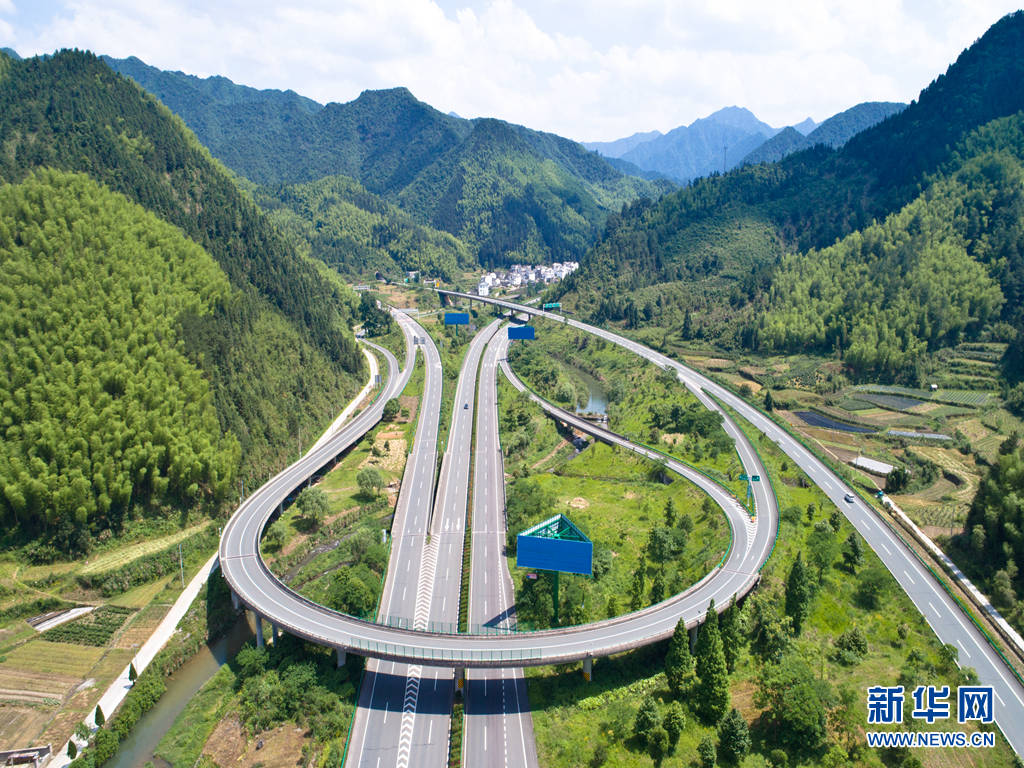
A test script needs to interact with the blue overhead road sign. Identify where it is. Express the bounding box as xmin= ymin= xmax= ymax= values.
xmin=517 ymin=514 xmax=592 ymax=576
xmin=508 ymin=325 xmax=536 ymax=341
xmin=445 ymin=312 xmax=470 ymax=326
